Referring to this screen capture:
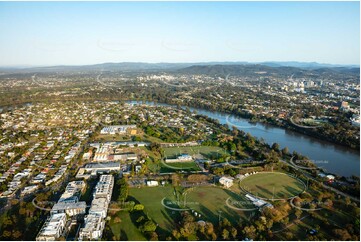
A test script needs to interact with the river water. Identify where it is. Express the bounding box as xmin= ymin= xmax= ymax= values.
xmin=126 ymin=100 xmax=360 ymax=177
